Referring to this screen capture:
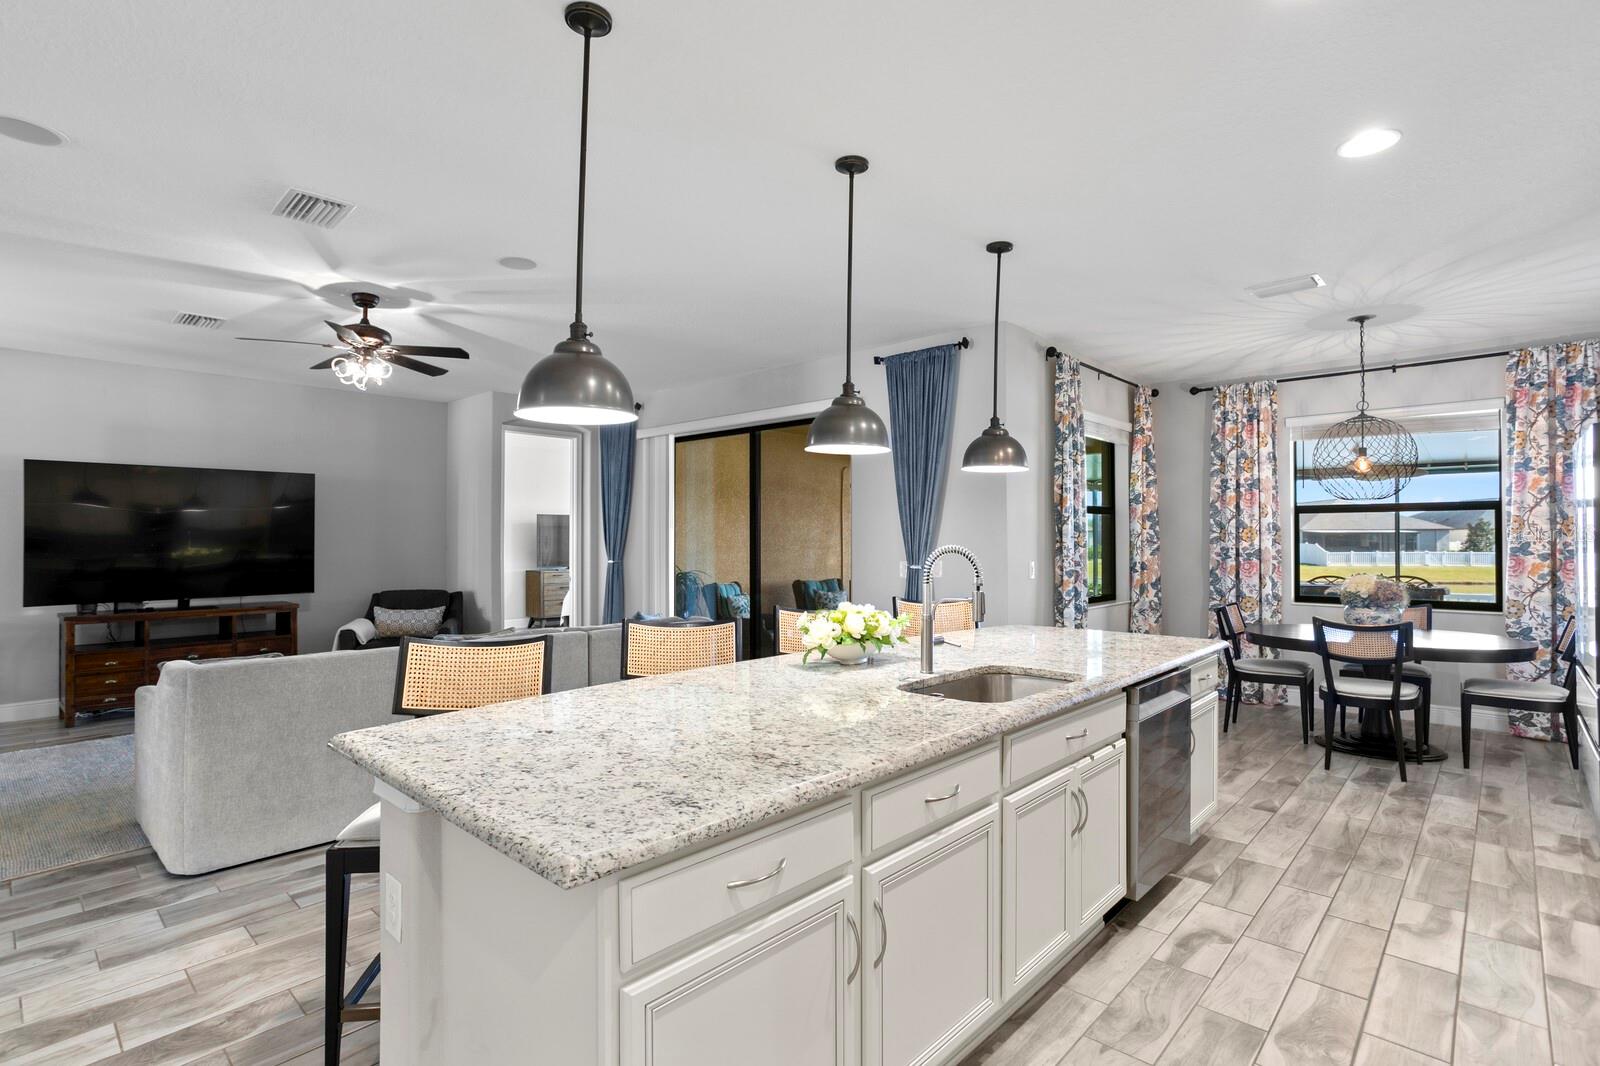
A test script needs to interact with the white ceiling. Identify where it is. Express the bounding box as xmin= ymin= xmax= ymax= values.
xmin=2 ymin=0 xmax=1597 ymax=401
